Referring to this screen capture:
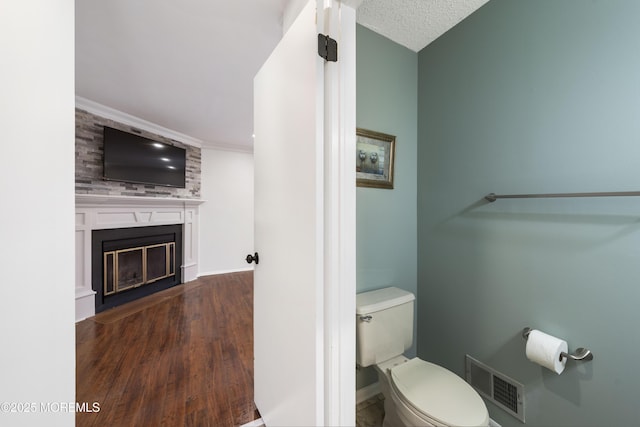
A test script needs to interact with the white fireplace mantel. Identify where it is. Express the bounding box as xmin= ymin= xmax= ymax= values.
xmin=76 ymin=193 xmax=205 ymax=207
xmin=75 ymin=194 xmax=205 ymax=321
